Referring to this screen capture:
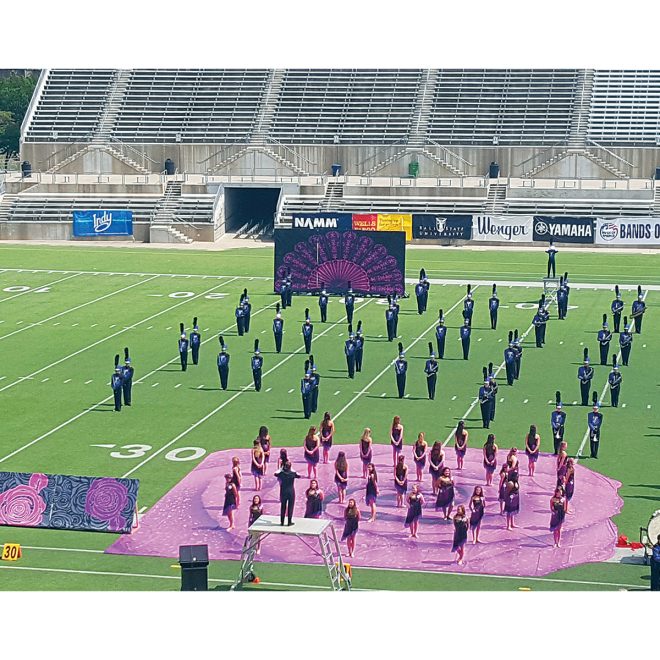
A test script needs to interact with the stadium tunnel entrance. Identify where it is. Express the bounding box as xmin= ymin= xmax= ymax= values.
xmin=224 ymin=186 xmax=280 ymax=238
